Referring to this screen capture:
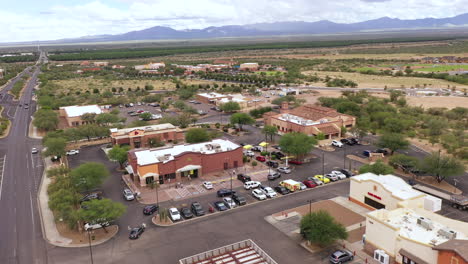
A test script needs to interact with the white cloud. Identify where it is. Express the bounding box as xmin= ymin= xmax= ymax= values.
xmin=1 ymin=0 xmax=468 ymax=42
